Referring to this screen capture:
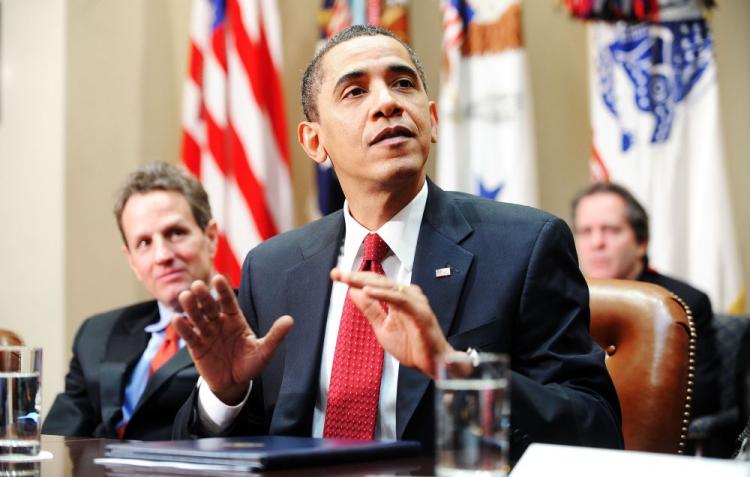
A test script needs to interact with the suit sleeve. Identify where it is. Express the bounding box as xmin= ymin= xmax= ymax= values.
xmin=42 ymin=320 xmax=98 ymax=437
xmin=509 ymin=216 xmax=623 ymax=456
